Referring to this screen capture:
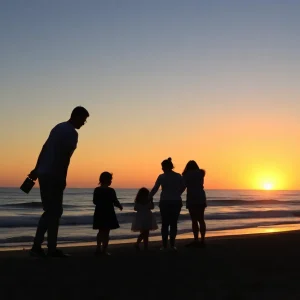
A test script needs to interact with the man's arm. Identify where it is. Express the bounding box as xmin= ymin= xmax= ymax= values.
xmin=59 ymin=132 xmax=78 ymax=178
xmin=28 ymin=144 xmax=46 ymax=180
